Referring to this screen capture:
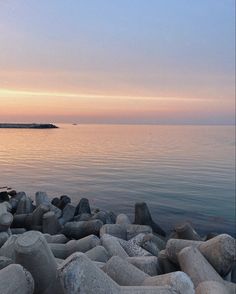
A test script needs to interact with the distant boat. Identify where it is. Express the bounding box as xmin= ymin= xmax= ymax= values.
xmin=72 ymin=123 xmax=77 ymax=125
